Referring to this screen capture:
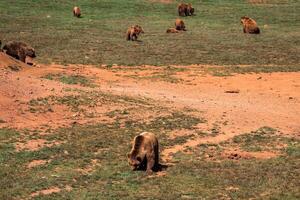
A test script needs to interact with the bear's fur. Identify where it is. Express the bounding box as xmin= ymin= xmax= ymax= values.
xmin=2 ymin=41 xmax=36 ymax=63
xmin=127 ymin=132 xmax=159 ymax=173
xmin=126 ymin=25 xmax=144 ymax=41
xmin=175 ymin=19 xmax=186 ymax=31
xmin=187 ymin=3 xmax=194 ymax=16
xmin=73 ymin=6 xmax=81 ymax=18
xmin=166 ymin=28 xmax=179 ymax=33
xmin=178 ymin=3 xmax=194 ymax=16
xmin=178 ymin=3 xmax=188 ymax=16
xmin=241 ymin=16 xmax=260 ymax=34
